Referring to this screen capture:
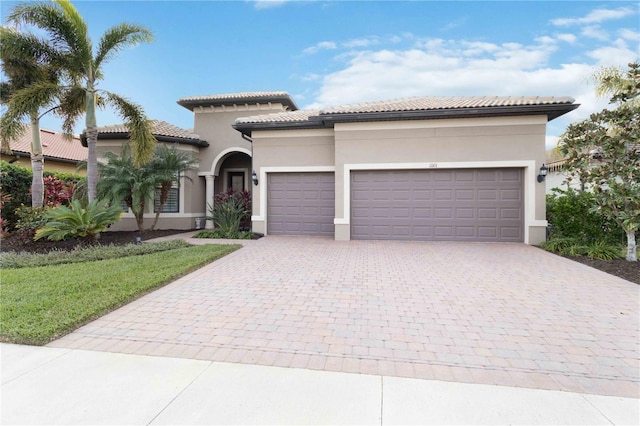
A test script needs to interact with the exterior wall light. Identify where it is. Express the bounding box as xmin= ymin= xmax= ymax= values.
xmin=252 ymin=170 xmax=259 ymax=186
xmin=537 ymin=164 xmax=548 ymax=183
